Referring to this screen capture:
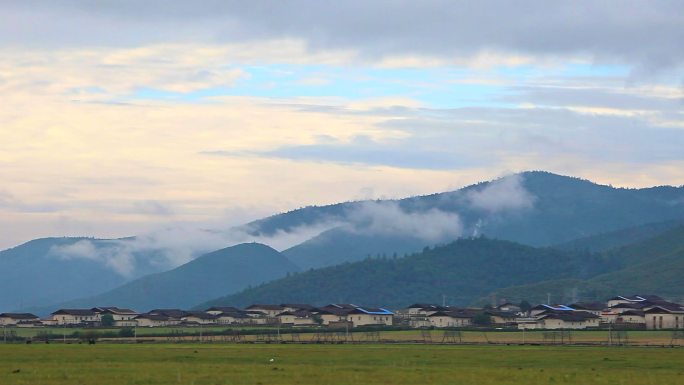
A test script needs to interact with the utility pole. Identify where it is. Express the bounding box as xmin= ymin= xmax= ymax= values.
xmin=547 ymin=293 xmax=551 ymax=305
xmin=442 ymin=294 xmax=446 ymax=307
